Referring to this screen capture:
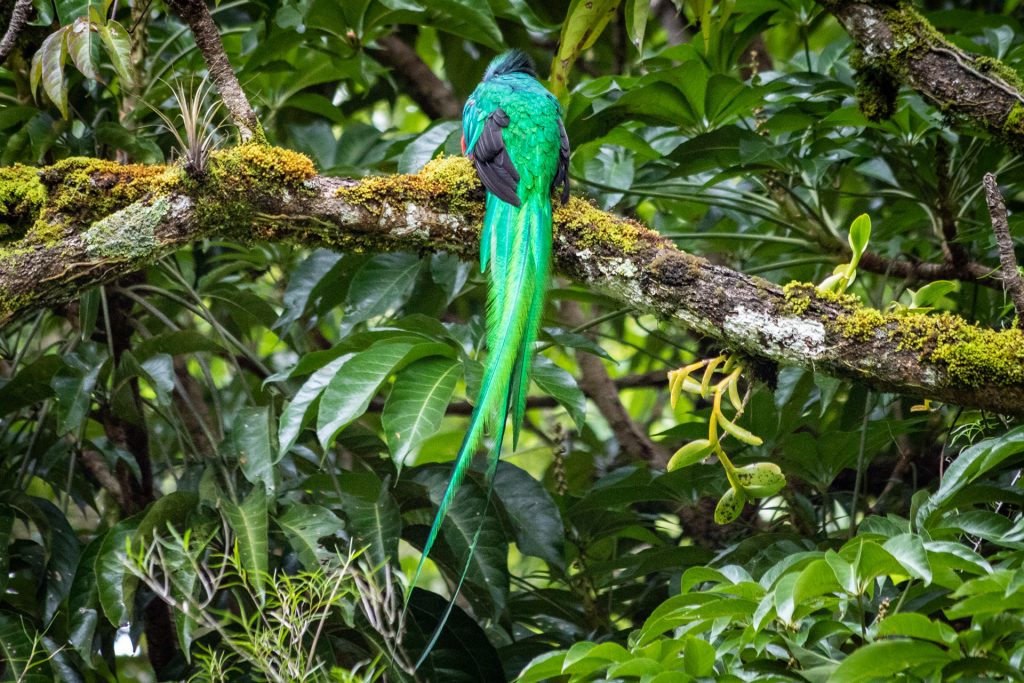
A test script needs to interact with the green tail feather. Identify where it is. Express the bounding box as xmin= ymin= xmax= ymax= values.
xmin=404 ymin=189 xmax=551 ymax=660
